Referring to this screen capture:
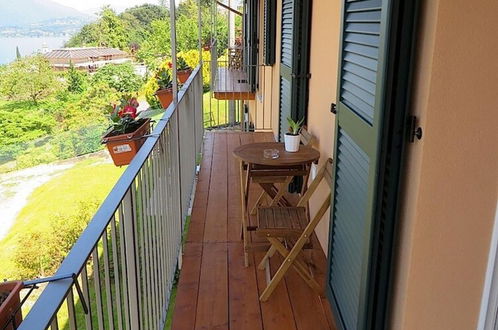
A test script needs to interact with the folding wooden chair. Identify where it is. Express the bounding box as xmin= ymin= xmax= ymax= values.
xmin=249 ymin=127 xmax=316 ymax=216
xmin=255 ymin=158 xmax=333 ymax=301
